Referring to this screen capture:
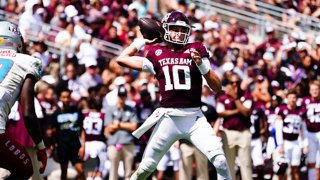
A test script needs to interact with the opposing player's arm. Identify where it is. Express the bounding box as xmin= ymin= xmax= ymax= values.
xmin=21 ymin=74 xmax=47 ymax=173
xmin=20 ymin=74 xmax=43 ymax=145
